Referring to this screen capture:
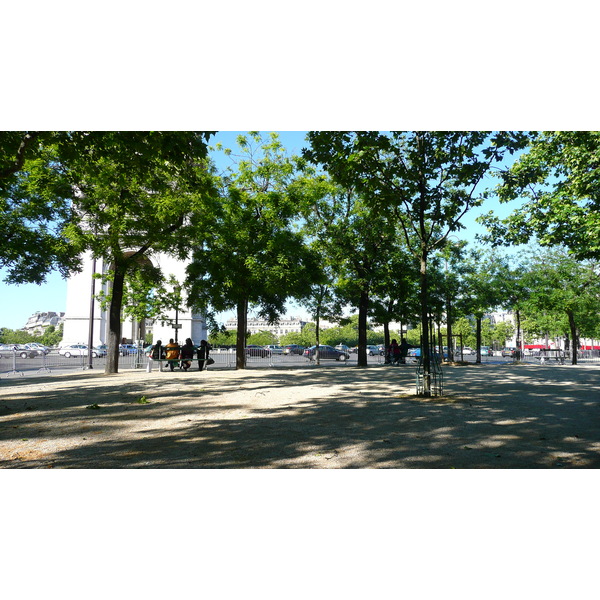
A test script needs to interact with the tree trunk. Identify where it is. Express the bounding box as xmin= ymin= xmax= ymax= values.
xmin=383 ymin=321 xmax=390 ymax=363
xmin=419 ymin=253 xmax=431 ymax=395
xmin=446 ymin=296 xmax=453 ymax=362
xmin=315 ymin=307 xmax=321 ymax=365
xmin=236 ymin=298 xmax=248 ymax=369
xmin=567 ymin=309 xmax=578 ymax=365
xmin=105 ymin=266 xmax=126 ymax=374
xmin=475 ymin=315 xmax=482 ymax=364
xmin=515 ymin=309 xmax=522 ymax=360
xmin=357 ymin=289 xmax=369 ymax=367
